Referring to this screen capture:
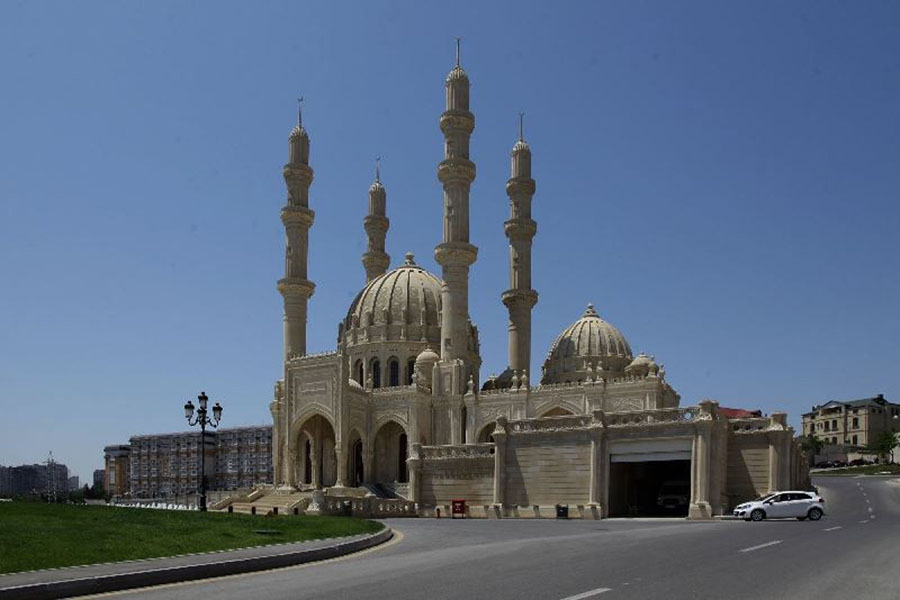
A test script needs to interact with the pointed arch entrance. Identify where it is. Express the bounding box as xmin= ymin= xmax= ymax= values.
xmin=541 ymin=407 xmax=575 ymax=417
xmin=296 ymin=414 xmax=337 ymax=489
xmin=477 ymin=423 xmax=495 ymax=443
xmin=373 ymin=421 xmax=408 ymax=484
xmin=347 ymin=429 xmax=365 ymax=487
